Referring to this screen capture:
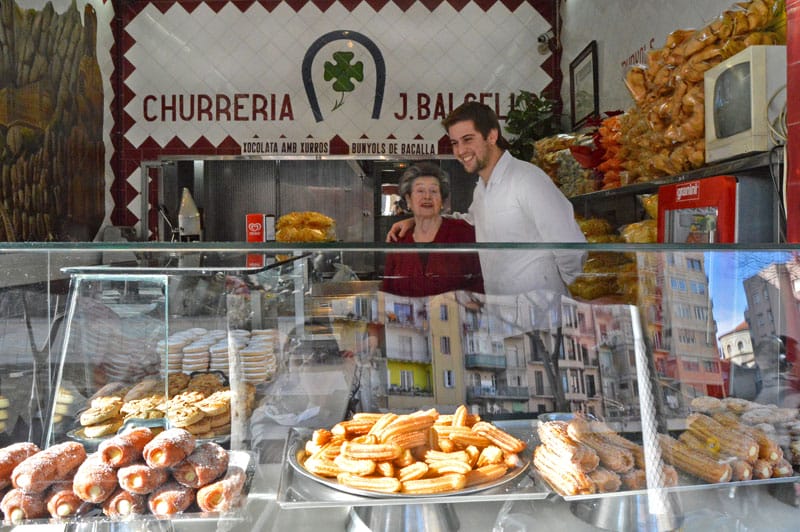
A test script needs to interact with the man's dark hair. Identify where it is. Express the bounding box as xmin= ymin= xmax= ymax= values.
xmin=442 ymin=101 xmax=511 ymax=150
